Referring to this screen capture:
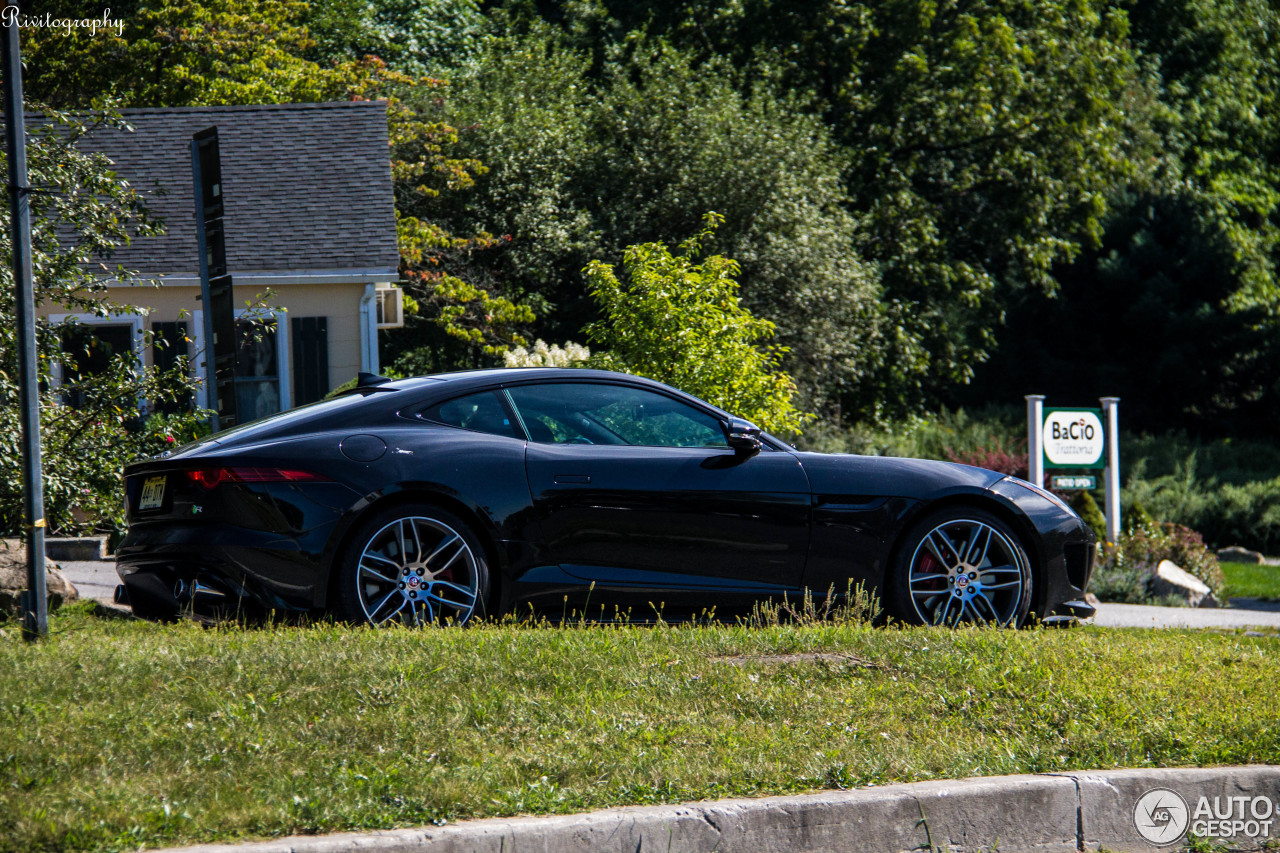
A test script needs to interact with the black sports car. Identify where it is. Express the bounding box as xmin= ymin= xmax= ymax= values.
xmin=116 ymin=369 xmax=1096 ymax=627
